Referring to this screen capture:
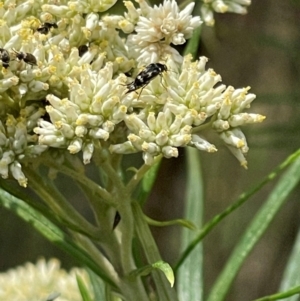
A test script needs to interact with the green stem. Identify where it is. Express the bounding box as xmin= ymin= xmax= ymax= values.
xmin=126 ymin=155 xmax=162 ymax=194
xmin=43 ymin=157 xmax=116 ymax=206
xmin=73 ymin=232 xmax=121 ymax=287
xmin=93 ymin=150 xmax=135 ymax=273
xmin=25 ymin=167 xmax=100 ymax=240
